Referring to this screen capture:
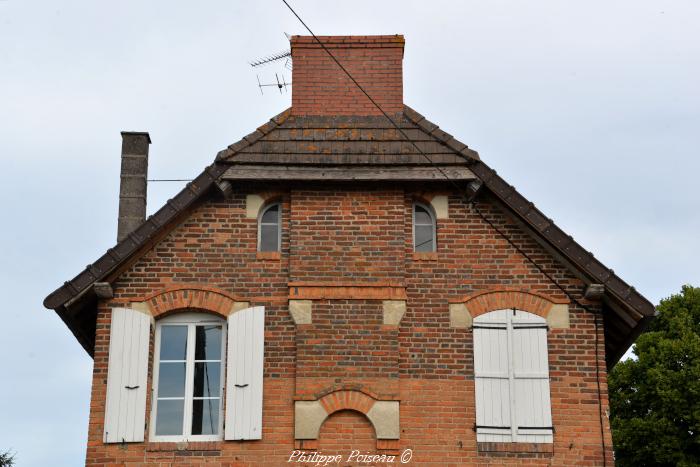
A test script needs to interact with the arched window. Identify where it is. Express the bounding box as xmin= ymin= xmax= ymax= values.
xmin=473 ymin=309 xmax=553 ymax=444
xmin=258 ymin=203 xmax=280 ymax=252
xmin=413 ymin=203 xmax=436 ymax=252
xmin=150 ymin=312 xmax=226 ymax=442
